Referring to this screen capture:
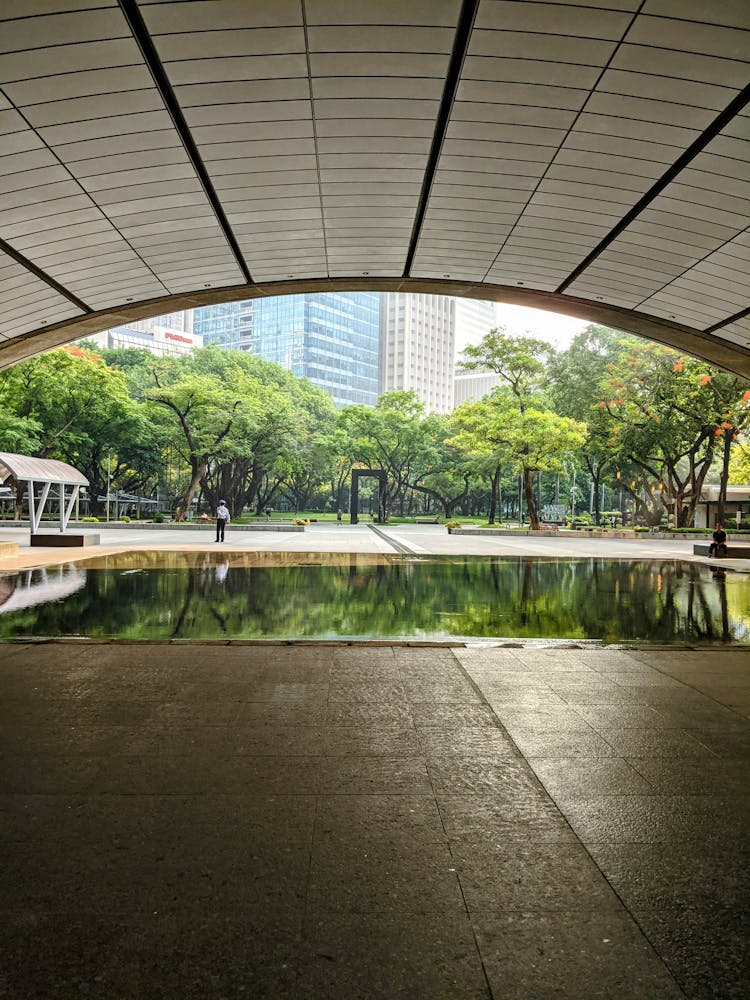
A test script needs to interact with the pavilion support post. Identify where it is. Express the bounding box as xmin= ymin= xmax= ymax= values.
xmin=28 ymin=479 xmax=51 ymax=535
xmin=27 ymin=479 xmax=35 ymax=534
xmin=62 ymin=484 xmax=79 ymax=532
